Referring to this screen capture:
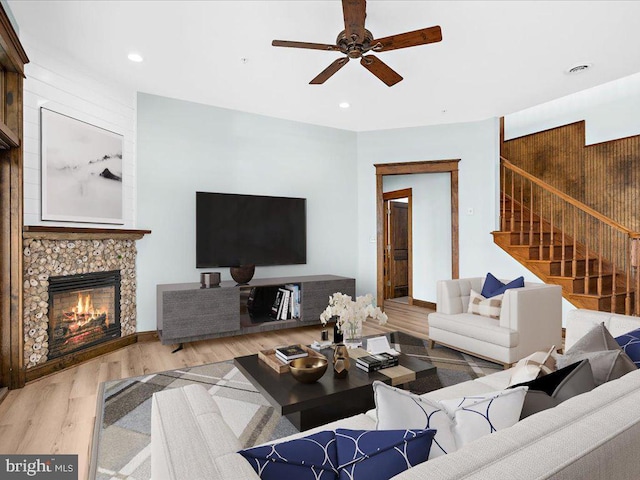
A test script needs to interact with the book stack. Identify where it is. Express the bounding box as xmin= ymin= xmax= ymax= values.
xmin=269 ymin=284 xmax=301 ymax=321
xmin=356 ymin=352 xmax=399 ymax=372
xmin=275 ymin=344 xmax=309 ymax=363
